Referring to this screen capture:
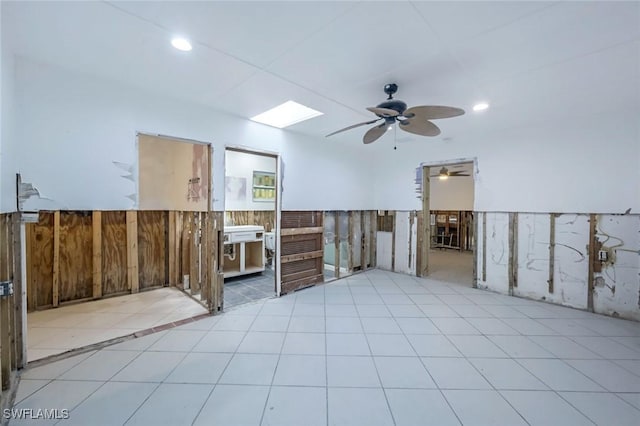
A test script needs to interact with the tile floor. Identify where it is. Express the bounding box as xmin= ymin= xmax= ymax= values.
xmin=27 ymin=287 xmax=208 ymax=362
xmin=14 ymin=270 xmax=640 ymax=425
xmin=224 ymin=268 xmax=275 ymax=308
